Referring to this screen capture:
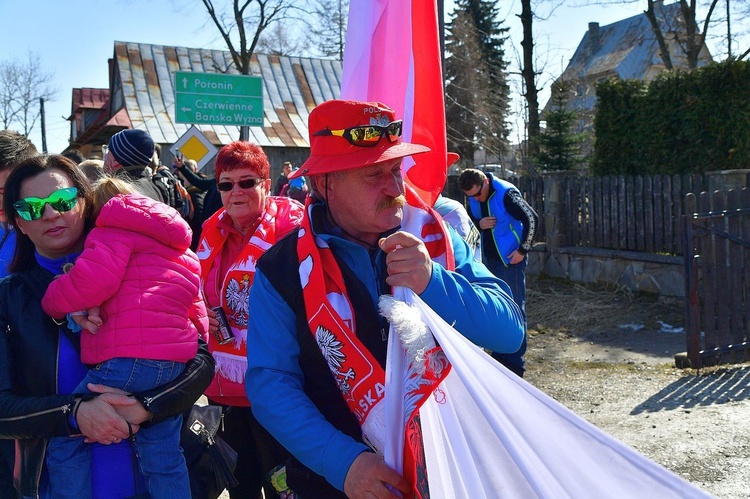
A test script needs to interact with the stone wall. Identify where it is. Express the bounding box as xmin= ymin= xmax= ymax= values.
xmin=527 ymin=243 xmax=684 ymax=297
